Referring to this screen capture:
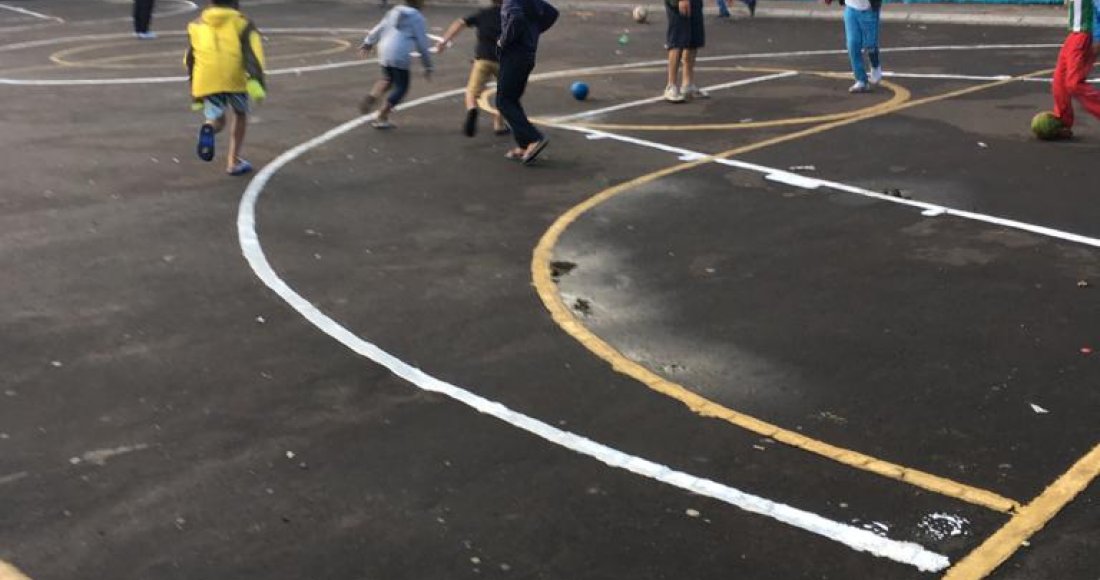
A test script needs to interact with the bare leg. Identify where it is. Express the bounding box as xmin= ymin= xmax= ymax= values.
xmin=667 ymin=48 xmax=683 ymax=87
xmin=226 ymin=111 xmax=247 ymax=171
xmin=208 ymin=116 xmax=226 ymax=134
xmin=682 ymin=49 xmax=697 ymax=88
xmin=376 ymin=101 xmax=394 ymax=123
